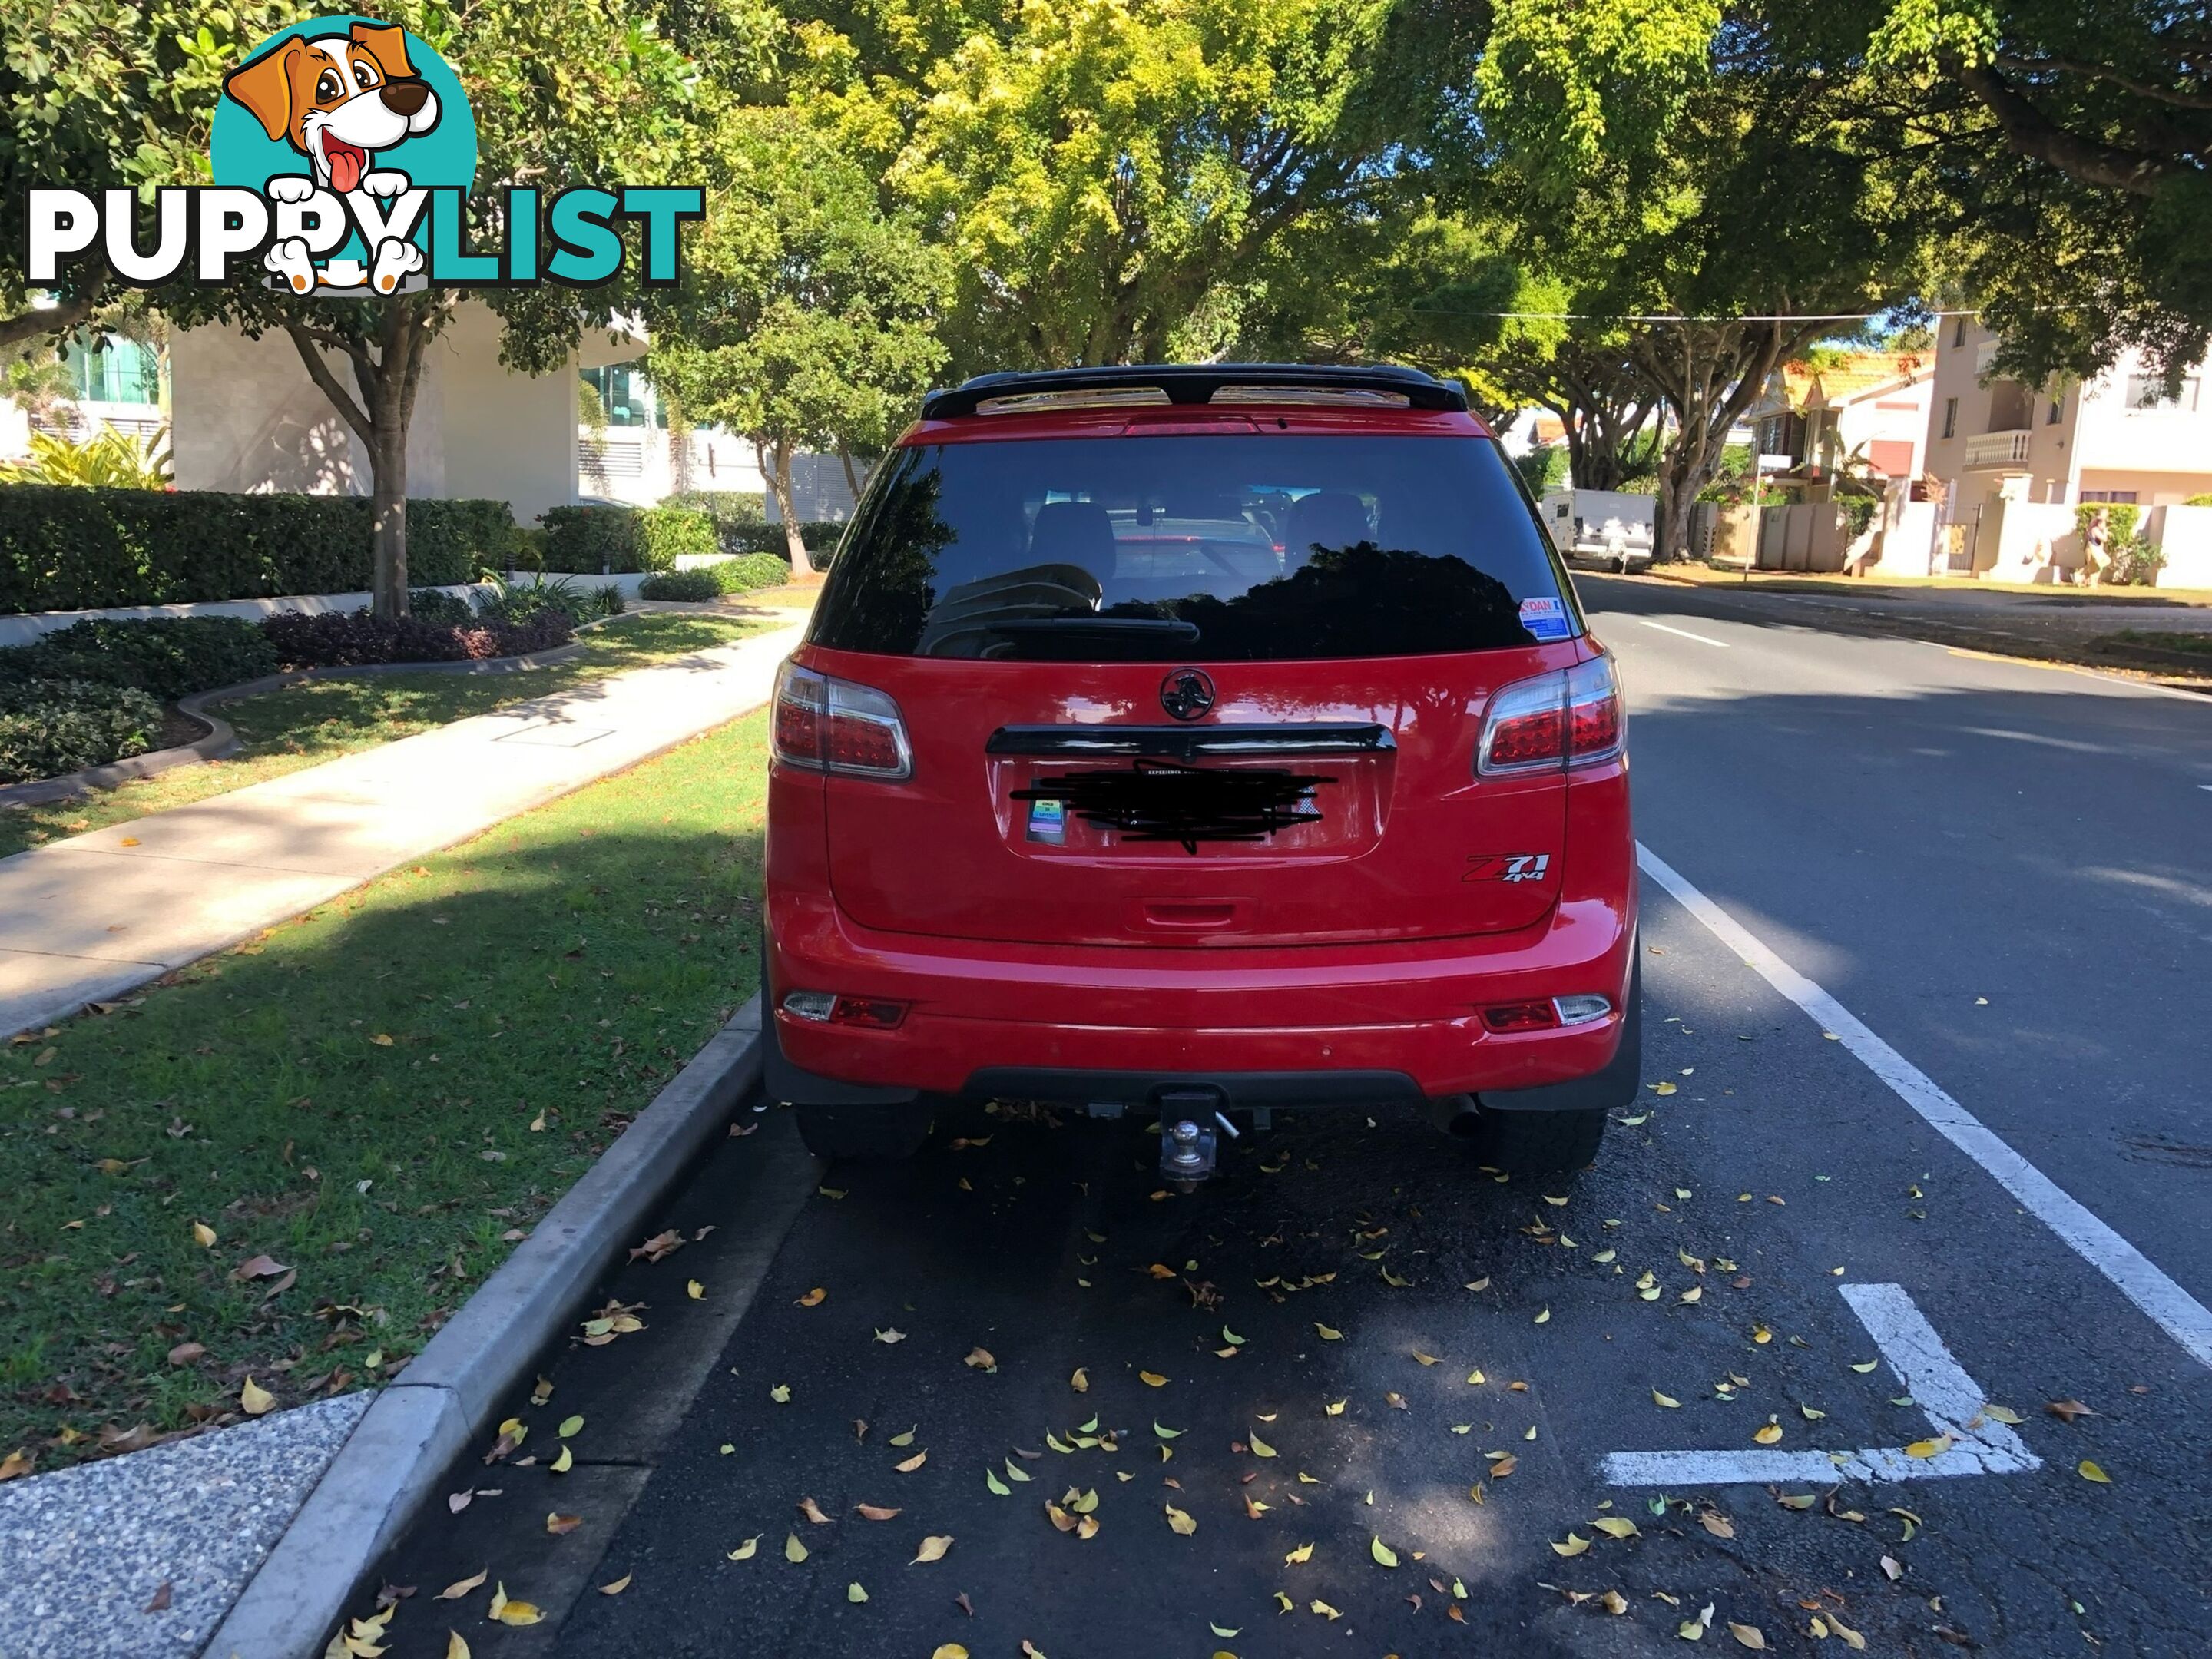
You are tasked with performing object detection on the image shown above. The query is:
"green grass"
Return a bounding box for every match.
[0,611,768,859]
[2104,629,2212,655]
[1651,562,2212,605]
[0,706,770,1469]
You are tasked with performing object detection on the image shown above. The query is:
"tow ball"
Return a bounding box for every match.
[1158,1097,1247,1190]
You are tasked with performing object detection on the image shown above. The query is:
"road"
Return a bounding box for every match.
[365,578,2212,1658]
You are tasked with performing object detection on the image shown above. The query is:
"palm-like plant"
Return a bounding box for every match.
[0,424,172,488]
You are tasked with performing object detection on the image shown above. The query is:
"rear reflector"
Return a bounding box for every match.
[1482,1001,1560,1032]
[772,661,913,779]
[781,990,909,1029]
[1476,650,1624,776]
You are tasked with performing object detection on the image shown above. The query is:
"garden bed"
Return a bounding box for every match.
[0,612,767,858]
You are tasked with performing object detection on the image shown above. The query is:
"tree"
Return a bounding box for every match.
[158,2,744,616]
[889,0,1401,371]
[1,3,299,352]
[1452,0,1927,557]
[647,108,950,575]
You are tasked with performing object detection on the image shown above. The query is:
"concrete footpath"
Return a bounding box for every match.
[0,620,803,1038]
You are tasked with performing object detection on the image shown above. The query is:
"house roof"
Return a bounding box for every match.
[1770,352,1930,413]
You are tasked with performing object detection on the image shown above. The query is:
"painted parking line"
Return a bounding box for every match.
[1602,1283,2039,1487]
[1629,616,1732,647]
[1637,843,2212,1370]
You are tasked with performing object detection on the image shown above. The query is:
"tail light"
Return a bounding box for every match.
[1476,651,1624,777]
[781,989,908,1028]
[772,661,912,779]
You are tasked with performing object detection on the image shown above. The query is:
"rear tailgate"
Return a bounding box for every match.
[812,644,1575,949]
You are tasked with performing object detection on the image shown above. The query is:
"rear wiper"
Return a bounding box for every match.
[985,616,1201,639]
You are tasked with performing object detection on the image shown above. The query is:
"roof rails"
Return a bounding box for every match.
[919,363,1469,420]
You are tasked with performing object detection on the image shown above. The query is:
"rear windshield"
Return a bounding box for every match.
[809,433,1574,661]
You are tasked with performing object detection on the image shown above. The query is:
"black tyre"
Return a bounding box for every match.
[1469,1105,1608,1173]
[795,1102,935,1161]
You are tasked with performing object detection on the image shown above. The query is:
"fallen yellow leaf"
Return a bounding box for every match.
[1285,1541,1313,1564]
[912,1535,953,1564]
[1550,1532,1589,1557]
[727,1537,759,1561]
[1728,1622,1767,1649]
[687,1280,704,1300]
[1753,1422,1783,1445]
[964,1347,997,1372]
[846,1582,868,1603]
[1070,1368,1088,1392]
[1903,1435,1952,1459]
[598,1574,631,1595]
[434,1568,487,1601]
[490,1584,541,1627]
[796,1287,826,1307]
[1369,1535,1399,1567]
[1140,1371,1169,1387]
[784,1533,808,1562]
[549,1445,573,1474]
[445,1634,469,1659]
[191,1221,216,1248]
[1591,1517,1639,1538]
[1248,1434,1276,1458]
[1653,1389,1681,1409]
[239,1376,274,1416]
[1314,1323,1343,1341]
[895,1449,929,1472]
[2078,1459,2111,1484]
[1164,1504,1197,1535]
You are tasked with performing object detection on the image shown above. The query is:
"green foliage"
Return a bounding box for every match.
[0,618,278,700]
[638,552,793,601]
[888,0,1396,370]
[1837,495,1879,541]
[475,572,614,628]
[637,569,722,602]
[2186,494,2212,508]
[0,678,162,783]
[649,107,949,525]
[667,489,768,545]
[1512,442,1571,495]
[0,488,509,614]
[406,588,479,625]
[0,426,171,488]
[539,505,719,575]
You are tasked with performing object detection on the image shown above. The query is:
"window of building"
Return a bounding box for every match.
[1940,396,1957,439]
[579,364,666,427]
[63,333,161,406]
[2080,489,2138,504]
[2047,394,2063,423]
[2124,373,2203,411]
[1951,317,1967,348]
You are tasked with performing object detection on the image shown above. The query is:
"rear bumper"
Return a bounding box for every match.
[764,892,1637,1106]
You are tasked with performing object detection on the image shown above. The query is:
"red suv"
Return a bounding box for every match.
[763,364,1637,1176]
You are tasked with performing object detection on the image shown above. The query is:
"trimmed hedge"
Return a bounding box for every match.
[667,490,767,555]
[0,679,162,783]
[637,552,793,601]
[0,617,279,700]
[539,504,717,574]
[261,611,575,669]
[719,520,845,566]
[0,487,516,614]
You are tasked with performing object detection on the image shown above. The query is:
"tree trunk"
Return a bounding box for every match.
[837,443,864,506]
[760,439,820,585]
[283,293,439,619]
[369,426,409,617]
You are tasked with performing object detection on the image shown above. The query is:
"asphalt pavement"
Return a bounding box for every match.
[359,577,2212,1658]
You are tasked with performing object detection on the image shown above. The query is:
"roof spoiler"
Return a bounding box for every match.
[919,363,1469,419]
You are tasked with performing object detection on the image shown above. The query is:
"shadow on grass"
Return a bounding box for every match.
[0,708,771,1465]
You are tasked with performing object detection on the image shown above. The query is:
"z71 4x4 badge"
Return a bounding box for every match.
[1463,853,1551,884]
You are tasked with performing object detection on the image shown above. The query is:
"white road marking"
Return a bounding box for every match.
[1602,1283,2039,1486]
[1638,843,2212,1370]
[2200,783,2212,793]
[1629,616,1731,647]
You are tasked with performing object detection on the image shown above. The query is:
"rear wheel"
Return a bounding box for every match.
[1469,1105,1608,1174]
[795,1102,935,1161]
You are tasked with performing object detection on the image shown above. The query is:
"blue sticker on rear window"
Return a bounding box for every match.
[1519,597,1571,640]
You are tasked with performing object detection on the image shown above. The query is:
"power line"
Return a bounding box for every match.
[1415,308,1960,323]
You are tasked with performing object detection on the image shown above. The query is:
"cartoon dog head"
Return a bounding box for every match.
[224,22,440,194]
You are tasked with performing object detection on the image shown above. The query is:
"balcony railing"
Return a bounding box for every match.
[1963,429,2032,469]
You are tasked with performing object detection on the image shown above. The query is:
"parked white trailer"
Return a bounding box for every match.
[1540,489,1657,570]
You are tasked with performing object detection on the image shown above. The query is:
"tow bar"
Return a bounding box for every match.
[1157,1088,1240,1189]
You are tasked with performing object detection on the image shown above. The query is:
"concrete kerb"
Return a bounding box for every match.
[203,995,767,1659]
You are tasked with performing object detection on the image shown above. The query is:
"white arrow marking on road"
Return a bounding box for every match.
[1601,1283,2039,1487]
[1639,842,2212,1369]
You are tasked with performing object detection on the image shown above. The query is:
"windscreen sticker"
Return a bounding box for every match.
[1518,597,1571,641]
[1026,796,1068,844]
